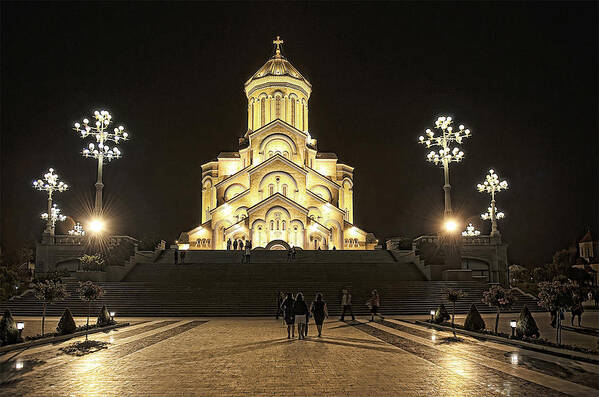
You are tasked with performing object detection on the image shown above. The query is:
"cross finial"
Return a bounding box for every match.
[273,36,284,56]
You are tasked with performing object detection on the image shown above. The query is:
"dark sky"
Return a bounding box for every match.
[1,2,597,265]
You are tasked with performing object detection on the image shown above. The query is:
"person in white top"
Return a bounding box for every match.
[340,289,355,321]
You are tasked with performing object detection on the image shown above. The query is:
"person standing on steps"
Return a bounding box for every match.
[243,243,251,263]
[367,290,383,322]
[571,295,584,326]
[291,246,297,260]
[287,247,292,262]
[247,239,252,250]
[180,249,186,264]
[310,293,328,337]
[233,239,238,251]
[227,238,232,250]
[239,240,244,251]
[174,247,179,265]
[293,292,309,339]
[281,293,295,338]
[340,288,355,321]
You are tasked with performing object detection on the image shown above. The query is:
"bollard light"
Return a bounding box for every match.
[510,320,517,337]
[16,321,25,331]
[110,311,115,321]
[15,360,24,370]
[430,310,435,321]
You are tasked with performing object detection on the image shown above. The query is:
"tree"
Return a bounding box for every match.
[0,309,23,345]
[79,254,105,271]
[433,304,450,324]
[57,308,77,335]
[537,280,576,344]
[482,285,514,333]
[443,288,467,331]
[33,280,68,335]
[515,305,539,338]
[77,281,105,340]
[464,304,486,331]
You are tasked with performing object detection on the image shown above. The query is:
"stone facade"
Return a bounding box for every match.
[179,38,376,250]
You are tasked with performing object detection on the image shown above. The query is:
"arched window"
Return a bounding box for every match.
[276,220,280,230]
[282,221,286,230]
[270,221,274,230]
[261,98,266,127]
[291,98,296,125]
[275,96,281,118]
[269,184,274,196]
[282,184,288,196]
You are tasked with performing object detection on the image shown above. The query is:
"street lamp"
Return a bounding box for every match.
[41,204,67,232]
[418,116,471,221]
[73,110,130,215]
[33,168,68,235]
[462,223,481,237]
[68,222,86,236]
[477,169,508,237]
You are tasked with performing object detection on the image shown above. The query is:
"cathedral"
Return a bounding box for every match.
[179,37,377,250]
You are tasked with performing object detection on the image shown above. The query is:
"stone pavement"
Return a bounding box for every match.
[1,317,598,396]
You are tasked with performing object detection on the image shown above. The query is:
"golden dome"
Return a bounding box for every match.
[244,37,311,88]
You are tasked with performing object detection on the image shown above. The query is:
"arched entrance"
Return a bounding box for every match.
[265,239,291,251]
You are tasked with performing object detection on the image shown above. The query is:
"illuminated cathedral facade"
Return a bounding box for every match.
[179,37,376,250]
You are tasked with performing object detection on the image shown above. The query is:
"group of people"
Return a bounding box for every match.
[278,292,328,338]
[275,289,384,339]
[226,239,252,263]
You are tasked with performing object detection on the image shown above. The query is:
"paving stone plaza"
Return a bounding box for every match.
[2,317,598,396]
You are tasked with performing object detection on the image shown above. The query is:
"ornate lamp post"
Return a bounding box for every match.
[41,204,67,232]
[73,110,130,214]
[477,169,508,237]
[418,116,472,223]
[33,168,68,235]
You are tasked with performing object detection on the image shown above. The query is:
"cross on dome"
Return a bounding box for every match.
[273,36,284,57]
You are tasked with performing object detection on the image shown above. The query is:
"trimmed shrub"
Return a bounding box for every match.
[463,304,486,331]
[57,308,77,335]
[433,304,450,324]
[97,305,111,326]
[516,305,540,338]
[0,309,23,346]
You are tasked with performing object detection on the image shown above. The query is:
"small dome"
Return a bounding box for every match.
[244,37,311,88]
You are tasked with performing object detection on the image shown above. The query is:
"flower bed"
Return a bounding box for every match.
[25,320,117,342]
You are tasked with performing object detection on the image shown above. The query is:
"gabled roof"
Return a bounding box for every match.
[245,118,308,139]
[248,153,307,177]
[580,230,593,243]
[247,192,308,216]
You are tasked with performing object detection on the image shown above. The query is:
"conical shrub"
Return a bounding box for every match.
[56,308,77,335]
[96,304,111,326]
[433,304,450,324]
[0,309,23,346]
[463,304,486,331]
[516,305,540,338]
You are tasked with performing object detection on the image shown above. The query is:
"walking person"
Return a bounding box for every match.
[276,292,284,320]
[340,288,355,321]
[367,289,383,322]
[233,239,238,250]
[571,296,584,326]
[281,293,295,338]
[310,293,328,337]
[227,238,232,250]
[294,292,309,339]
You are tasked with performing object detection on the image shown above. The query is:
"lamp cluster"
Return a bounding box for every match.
[74,110,129,162]
[33,168,68,194]
[68,222,86,236]
[418,116,471,166]
[481,206,505,221]
[462,222,481,237]
[41,204,66,228]
[477,169,508,194]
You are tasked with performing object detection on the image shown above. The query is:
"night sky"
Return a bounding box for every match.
[1,2,597,266]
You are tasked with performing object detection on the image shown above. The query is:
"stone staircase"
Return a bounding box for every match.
[0,254,540,317]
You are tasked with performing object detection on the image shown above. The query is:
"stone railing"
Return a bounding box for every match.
[52,234,138,248]
[413,234,496,248]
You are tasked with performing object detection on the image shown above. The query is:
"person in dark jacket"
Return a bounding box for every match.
[571,296,584,326]
[293,292,309,339]
[281,293,295,338]
[226,238,232,250]
[233,239,238,250]
[310,293,328,337]
[276,292,284,320]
